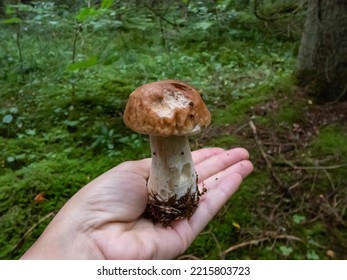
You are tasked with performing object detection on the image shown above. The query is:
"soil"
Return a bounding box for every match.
[202,88,347,146]
[144,176,207,227]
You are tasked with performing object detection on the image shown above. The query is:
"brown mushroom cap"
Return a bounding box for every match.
[123,80,211,136]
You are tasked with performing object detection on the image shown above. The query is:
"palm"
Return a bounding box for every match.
[79,147,252,259]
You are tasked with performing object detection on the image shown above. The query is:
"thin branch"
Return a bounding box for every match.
[254,0,307,22]
[70,23,83,97]
[212,0,220,30]
[15,2,25,83]
[327,82,347,105]
[320,194,347,227]
[72,23,83,64]
[177,254,201,260]
[248,120,285,190]
[199,229,224,259]
[254,0,271,22]
[223,234,303,255]
[11,212,55,256]
[275,160,347,171]
[143,2,178,29]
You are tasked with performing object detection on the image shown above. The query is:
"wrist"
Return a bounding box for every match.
[21,209,103,259]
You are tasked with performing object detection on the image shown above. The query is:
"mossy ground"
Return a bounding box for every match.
[185,89,347,260]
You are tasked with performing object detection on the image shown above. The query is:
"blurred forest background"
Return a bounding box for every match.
[0,0,346,259]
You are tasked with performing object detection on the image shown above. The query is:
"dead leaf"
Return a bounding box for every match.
[326,249,335,258]
[232,222,241,230]
[34,192,45,203]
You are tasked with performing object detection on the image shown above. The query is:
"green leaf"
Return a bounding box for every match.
[194,21,213,30]
[75,7,97,22]
[65,56,98,72]
[5,5,15,15]
[7,4,34,12]
[25,129,36,136]
[2,114,13,124]
[64,120,79,127]
[1,17,22,24]
[7,156,15,163]
[124,17,153,31]
[9,107,18,114]
[293,214,306,224]
[306,250,320,260]
[101,0,114,9]
[279,245,293,256]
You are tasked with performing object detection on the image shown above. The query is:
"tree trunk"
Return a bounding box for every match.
[296,0,347,103]
[0,0,4,16]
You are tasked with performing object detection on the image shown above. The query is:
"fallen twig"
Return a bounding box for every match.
[222,234,303,256]
[273,155,347,171]
[11,211,55,257]
[277,161,347,170]
[199,229,224,259]
[177,254,201,260]
[248,120,285,190]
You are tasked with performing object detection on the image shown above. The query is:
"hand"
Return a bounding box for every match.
[21,147,253,259]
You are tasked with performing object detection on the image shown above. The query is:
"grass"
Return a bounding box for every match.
[1,1,346,260]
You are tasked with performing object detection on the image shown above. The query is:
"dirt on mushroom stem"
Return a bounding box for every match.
[144,173,207,227]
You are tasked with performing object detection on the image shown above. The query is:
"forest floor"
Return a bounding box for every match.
[2,73,347,260]
[183,88,347,260]
[1,2,346,260]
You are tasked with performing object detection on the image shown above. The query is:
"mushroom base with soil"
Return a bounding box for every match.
[144,135,205,227]
[144,185,203,228]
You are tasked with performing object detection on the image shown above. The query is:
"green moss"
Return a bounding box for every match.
[0,151,132,259]
[212,95,267,125]
[186,170,270,259]
[276,105,302,123]
[208,134,239,149]
[311,125,347,156]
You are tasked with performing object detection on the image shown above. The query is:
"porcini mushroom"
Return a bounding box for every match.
[123,80,211,226]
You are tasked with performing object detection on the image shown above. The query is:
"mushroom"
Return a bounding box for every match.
[123,80,211,226]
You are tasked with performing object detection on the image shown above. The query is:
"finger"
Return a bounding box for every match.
[190,172,244,234]
[108,158,151,179]
[109,148,226,179]
[192,147,225,165]
[202,160,253,189]
[196,148,250,182]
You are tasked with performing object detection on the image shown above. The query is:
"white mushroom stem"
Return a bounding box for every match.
[148,135,197,202]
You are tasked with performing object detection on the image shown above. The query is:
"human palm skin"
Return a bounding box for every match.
[21,147,253,260]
